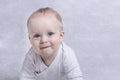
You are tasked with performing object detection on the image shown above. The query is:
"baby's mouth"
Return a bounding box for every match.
[40,46,50,49]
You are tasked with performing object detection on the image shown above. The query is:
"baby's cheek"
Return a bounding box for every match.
[32,41,39,49]
[53,41,61,48]
[51,38,60,43]
[33,40,40,46]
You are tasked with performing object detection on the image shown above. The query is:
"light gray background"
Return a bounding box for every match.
[0,0,120,80]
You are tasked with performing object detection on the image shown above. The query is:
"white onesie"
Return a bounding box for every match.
[20,42,83,80]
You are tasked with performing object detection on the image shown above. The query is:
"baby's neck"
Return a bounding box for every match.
[41,52,57,67]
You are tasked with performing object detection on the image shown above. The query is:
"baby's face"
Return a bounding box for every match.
[28,14,64,58]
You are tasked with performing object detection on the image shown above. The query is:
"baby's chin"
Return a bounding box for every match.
[34,48,52,55]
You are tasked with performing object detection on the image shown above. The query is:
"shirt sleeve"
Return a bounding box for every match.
[63,45,83,80]
[20,49,36,80]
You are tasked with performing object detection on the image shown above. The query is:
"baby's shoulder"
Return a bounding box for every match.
[25,47,38,62]
[25,47,42,65]
[61,42,75,59]
[26,47,35,57]
[62,42,75,54]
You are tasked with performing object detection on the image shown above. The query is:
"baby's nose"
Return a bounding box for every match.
[40,36,48,44]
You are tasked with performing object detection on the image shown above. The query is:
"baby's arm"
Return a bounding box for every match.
[63,47,83,80]
[20,50,36,80]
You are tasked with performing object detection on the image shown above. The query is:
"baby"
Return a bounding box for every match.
[20,7,83,80]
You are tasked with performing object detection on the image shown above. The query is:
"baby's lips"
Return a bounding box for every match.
[40,46,50,49]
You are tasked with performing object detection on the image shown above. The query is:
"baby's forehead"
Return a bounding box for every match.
[28,23,61,34]
[28,12,63,32]
[31,12,57,20]
[28,16,62,32]
[31,14,60,25]
[33,13,61,22]
[29,13,60,25]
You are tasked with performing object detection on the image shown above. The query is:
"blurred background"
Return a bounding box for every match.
[0,0,120,80]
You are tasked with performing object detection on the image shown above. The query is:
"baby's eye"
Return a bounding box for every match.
[33,34,41,38]
[48,32,54,36]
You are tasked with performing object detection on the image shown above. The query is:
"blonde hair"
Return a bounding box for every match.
[27,7,63,30]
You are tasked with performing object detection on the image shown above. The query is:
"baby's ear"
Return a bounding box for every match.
[60,31,64,41]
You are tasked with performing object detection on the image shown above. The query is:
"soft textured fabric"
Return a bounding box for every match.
[20,42,83,80]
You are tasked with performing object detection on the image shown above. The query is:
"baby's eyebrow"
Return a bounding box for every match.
[30,32,40,36]
[32,32,40,34]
